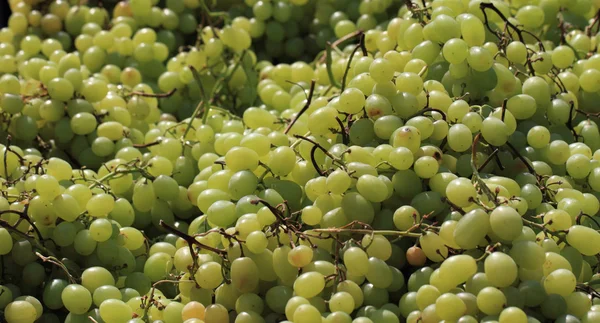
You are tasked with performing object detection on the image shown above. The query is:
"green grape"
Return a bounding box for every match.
[35,174,60,200]
[194,262,222,289]
[413,156,439,179]
[52,221,77,247]
[467,46,493,72]
[132,179,156,212]
[510,241,545,270]
[231,257,259,293]
[89,218,113,242]
[489,206,523,241]
[294,272,325,298]
[81,78,108,103]
[419,232,448,262]
[344,247,369,276]
[540,293,567,319]
[543,252,572,277]
[481,117,509,146]
[94,299,130,323]
[225,147,259,172]
[92,285,121,307]
[447,124,472,152]
[268,146,296,176]
[43,279,68,311]
[61,284,93,315]
[0,228,13,255]
[484,252,518,288]
[4,300,38,323]
[445,177,476,207]
[566,225,600,256]
[552,45,575,69]
[86,193,115,217]
[435,293,466,321]
[1,93,23,114]
[181,301,206,321]
[70,112,97,135]
[144,252,174,282]
[287,245,313,268]
[565,154,591,179]
[388,147,414,170]
[527,126,550,149]
[437,254,477,286]
[338,88,366,114]
[544,269,576,297]
[442,38,468,64]
[356,174,388,202]
[390,126,421,153]
[416,285,440,310]
[477,287,507,316]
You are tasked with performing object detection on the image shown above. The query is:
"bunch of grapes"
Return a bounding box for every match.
[3,0,600,322]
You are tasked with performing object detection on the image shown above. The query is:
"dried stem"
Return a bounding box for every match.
[285,80,316,135]
[159,220,227,256]
[128,88,177,98]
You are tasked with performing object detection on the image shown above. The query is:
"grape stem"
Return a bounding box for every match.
[159,220,227,256]
[127,88,177,98]
[285,80,316,135]
[549,69,568,93]
[36,252,78,284]
[442,197,466,215]
[409,107,447,121]
[334,116,349,145]
[293,134,346,175]
[319,30,365,64]
[0,208,43,242]
[567,101,580,140]
[312,227,421,238]
[470,133,498,203]
[133,140,161,148]
[479,2,538,76]
[140,279,192,322]
[505,141,538,178]
[88,317,99,323]
[325,42,342,88]
[576,212,600,229]
[88,163,154,189]
[3,135,25,181]
[341,32,366,92]
[586,9,600,36]
[477,147,501,172]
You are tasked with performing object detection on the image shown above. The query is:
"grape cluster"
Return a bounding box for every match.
[3,0,600,322]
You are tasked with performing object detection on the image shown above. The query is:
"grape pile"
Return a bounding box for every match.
[4,0,600,322]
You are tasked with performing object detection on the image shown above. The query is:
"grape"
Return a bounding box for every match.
[419,232,448,262]
[356,174,388,202]
[344,247,369,276]
[436,293,466,321]
[447,124,472,152]
[544,269,577,297]
[5,300,38,323]
[477,287,507,315]
[484,252,518,288]
[443,38,468,64]
[36,174,61,200]
[61,284,93,315]
[437,255,476,287]
[0,228,13,255]
[294,272,325,298]
[566,225,600,256]
[489,206,523,241]
[467,46,493,72]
